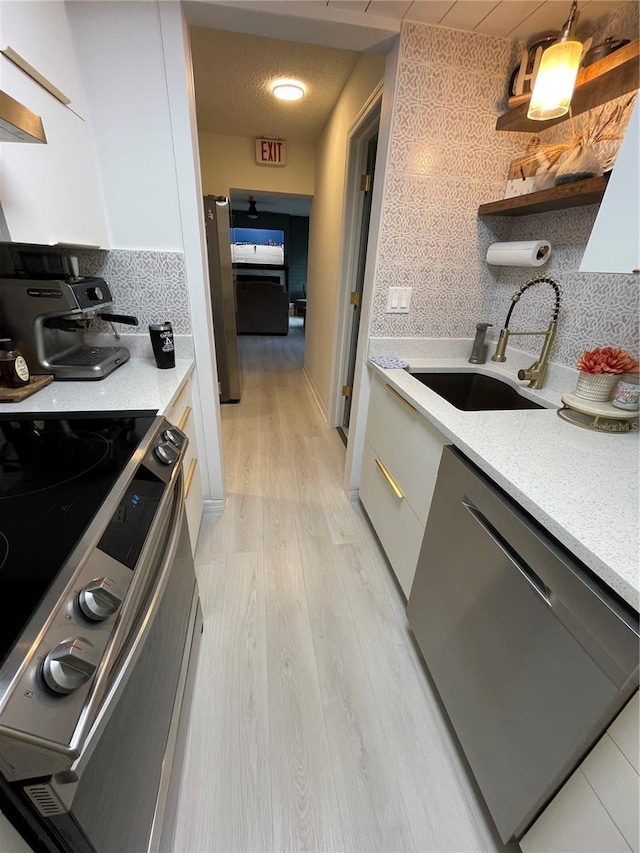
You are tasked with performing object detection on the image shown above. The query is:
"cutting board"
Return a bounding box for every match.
[0,374,53,402]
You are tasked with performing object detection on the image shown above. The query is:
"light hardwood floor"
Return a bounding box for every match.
[172,320,506,853]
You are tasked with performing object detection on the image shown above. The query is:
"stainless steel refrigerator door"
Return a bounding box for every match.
[407,447,639,843]
[205,196,241,402]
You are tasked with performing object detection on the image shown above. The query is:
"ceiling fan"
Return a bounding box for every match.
[247,196,258,219]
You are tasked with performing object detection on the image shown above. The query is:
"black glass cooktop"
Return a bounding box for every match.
[0,412,156,665]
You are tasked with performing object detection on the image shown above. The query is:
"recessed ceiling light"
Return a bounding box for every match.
[271,79,306,101]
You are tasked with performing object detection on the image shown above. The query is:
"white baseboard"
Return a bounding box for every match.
[302,365,328,423]
[347,488,360,502]
[203,498,226,519]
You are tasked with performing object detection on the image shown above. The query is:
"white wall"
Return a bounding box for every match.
[304,53,386,416]
[66,1,225,504]
[67,1,183,251]
[159,2,226,509]
[199,132,315,197]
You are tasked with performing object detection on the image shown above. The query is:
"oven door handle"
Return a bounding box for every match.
[49,471,186,803]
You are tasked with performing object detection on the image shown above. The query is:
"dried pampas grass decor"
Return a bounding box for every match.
[516,93,637,174]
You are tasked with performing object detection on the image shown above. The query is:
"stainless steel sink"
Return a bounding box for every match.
[410,372,545,411]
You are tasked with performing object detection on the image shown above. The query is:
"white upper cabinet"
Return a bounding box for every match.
[0,1,109,247]
[580,99,640,275]
[0,1,86,117]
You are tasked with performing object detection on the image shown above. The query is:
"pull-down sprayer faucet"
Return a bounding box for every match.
[491,275,562,390]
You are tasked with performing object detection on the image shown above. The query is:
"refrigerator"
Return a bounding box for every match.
[204,195,242,402]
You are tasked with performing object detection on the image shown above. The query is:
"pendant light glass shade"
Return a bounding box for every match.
[527,39,583,120]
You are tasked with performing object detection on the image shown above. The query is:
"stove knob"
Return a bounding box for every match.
[163,428,183,447]
[154,441,179,465]
[78,577,123,622]
[41,637,100,695]
[86,286,104,301]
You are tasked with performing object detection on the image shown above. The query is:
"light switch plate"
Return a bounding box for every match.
[386,286,411,313]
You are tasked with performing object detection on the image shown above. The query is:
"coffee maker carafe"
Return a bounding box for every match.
[0,276,138,380]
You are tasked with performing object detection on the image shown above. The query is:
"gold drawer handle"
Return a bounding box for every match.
[2,47,72,106]
[184,458,198,499]
[177,405,192,431]
[385,383,416,413]
[374,458,404,500]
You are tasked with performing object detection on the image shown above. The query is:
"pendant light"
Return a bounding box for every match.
[247,197,258,219]
[528,0,582,121]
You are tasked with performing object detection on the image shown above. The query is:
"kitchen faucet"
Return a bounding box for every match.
[491,275,561,390]
[469,322,493,364]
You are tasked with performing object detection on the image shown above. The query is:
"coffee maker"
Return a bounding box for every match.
[0,275,138,380]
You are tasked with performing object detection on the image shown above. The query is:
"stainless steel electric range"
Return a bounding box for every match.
[0,411,202,853]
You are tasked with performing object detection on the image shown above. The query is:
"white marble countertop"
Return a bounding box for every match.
[369,357,640,612]
[0,358,194,417]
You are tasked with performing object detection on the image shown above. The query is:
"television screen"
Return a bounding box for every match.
[231,228,285,265]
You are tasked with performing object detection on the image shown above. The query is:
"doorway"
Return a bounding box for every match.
[228,190,311,348]
[334,98,381,439]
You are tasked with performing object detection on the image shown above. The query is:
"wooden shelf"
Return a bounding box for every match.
[478,175,609,217]
[496,39,639,133]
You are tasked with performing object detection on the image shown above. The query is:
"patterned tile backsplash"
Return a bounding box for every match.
[0,247,191,335]
[370,8,640,370]
[370,20,527,341]
[78,249,191,335]
[485,209,640,368]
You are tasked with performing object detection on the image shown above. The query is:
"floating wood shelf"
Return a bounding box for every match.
[478,175,610,217]
[496,39,639,133]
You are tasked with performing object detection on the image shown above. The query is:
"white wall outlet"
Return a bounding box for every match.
[386,286,411,313]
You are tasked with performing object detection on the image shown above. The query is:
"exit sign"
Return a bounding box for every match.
[256,138,286,166]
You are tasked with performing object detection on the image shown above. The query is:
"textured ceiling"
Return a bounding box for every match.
[190,27,361,142]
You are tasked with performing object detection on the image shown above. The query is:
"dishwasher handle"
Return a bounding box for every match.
[461,499,552,605]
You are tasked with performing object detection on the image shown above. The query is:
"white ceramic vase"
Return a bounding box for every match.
[574,371,619,402]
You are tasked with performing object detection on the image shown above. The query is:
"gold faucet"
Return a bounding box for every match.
[491,276,561,390]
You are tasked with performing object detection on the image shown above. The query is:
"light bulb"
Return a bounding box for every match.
[527,39,583,121]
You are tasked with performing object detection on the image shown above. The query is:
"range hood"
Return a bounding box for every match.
[0,90,46,143]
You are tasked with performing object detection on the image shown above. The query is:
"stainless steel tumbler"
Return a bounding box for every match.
[149,322,175,369]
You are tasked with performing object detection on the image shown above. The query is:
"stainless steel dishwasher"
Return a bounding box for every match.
[407,446,639,843]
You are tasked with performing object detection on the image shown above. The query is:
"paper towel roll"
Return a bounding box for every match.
[486,241,551,267]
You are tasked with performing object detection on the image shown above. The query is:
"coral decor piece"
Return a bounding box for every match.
[576,347,639,375]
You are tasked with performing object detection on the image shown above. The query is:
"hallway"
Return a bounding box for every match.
[172,326,503,853]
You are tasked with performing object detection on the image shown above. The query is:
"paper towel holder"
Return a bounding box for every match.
[486,240,552,267]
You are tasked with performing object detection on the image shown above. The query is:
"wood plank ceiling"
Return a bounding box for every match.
[324,1,626,41]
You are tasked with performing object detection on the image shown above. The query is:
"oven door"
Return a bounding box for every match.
[22,473,202,853]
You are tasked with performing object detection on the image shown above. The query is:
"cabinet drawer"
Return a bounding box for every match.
[179,400,203,554]
[366,375,448,524]
[359,440,425,598]
[581,732,639,852]
[520,694,640,853]
[165,381,202,553]
[164,381,192,428]
[608,691,639,773]
[184,456,203,554]
[520,769,630,853]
